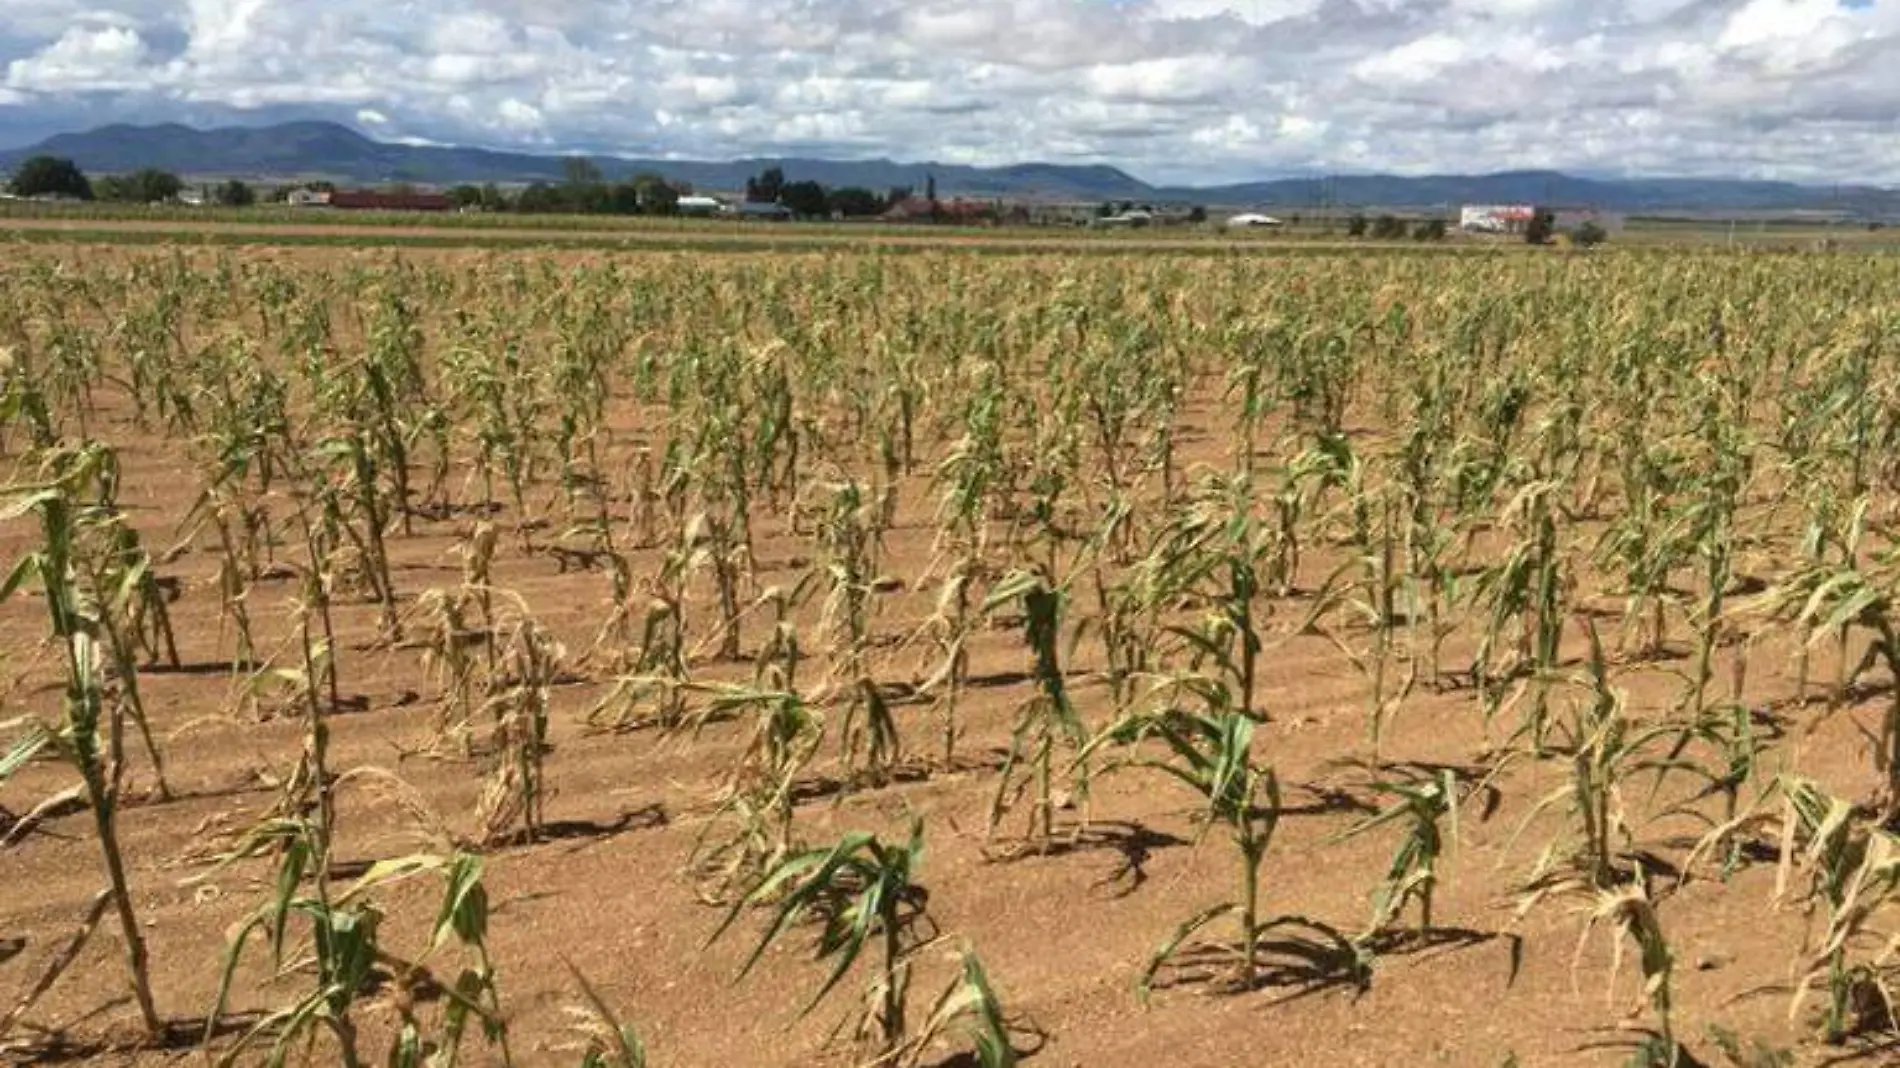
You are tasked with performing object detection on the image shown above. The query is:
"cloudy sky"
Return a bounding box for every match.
[1,0,1896,184]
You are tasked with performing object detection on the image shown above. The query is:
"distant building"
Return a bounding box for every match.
[286,189,331,208]
[1460,204,1537,234]
[1460,204,1625,236]
[881,197,998,225]
[1225,213,1284,229]
[1093,208,1154,229]
[881,196,936,222]
[676,195,723,216]
[327,190,455,212]
[725,201,793,220]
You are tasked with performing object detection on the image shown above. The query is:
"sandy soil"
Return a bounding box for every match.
[0,245,1889,1068]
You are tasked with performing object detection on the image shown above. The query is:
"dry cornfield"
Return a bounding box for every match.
[2,244,1900,1067]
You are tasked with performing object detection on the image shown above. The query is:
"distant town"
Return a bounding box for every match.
[2,150,1638,246]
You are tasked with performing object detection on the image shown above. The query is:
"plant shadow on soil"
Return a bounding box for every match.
[977,819,1194,896]
[323,801,670,879]
[3,1011,266,1066]
[1147,924,1517,1008]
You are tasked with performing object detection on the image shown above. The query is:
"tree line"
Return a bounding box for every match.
[5,156,255,206]
[294,162,918,218]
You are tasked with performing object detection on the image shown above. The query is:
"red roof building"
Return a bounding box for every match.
[880,197,998,225]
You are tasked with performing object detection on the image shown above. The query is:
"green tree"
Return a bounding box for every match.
[632,173,679,215]
[1525,207,1557,245]
[1412,218,1447,241]
[215,179,255,207]
[515,182,562,213]
[1371,214,1407,239]
[563,156,604,187]
[745,166,786,203]
[449,184,484,209]
[1346,213,1369,237]
[146,171,187,203]
[779,180,828,218]
[606,181,643,214]
[8,156,94,200]
[827,186,883,217]
[1187,205,1208,224]
[1572,220,1608,247]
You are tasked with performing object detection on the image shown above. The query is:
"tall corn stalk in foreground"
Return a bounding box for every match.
[0,446,161,1038]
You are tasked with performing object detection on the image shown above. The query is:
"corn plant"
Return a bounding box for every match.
[206,835,506,1068]
[1089,702,1367,999]
[202,768,359,1064]
[1094,705,1284,996]
[1472,480,1572,745]
[563,960,648,1068]
[407,586,486,752]
[0,447,161,1037]
[1761,541,1900,824]
[1512,624,1703,900]
[1776,778,1900,1043]
[181,482,260,668]
[314,431,402,641]
[388,853,515,1068]
[984,567,1089,849]
[588,516,702,731]
[889,946,1023,1068]
[1579,880,1677,1059]
[710,820,931,1056]
[475,611,562,847]
[1311,478,1419,753]
[685,682,826,902]
[819,481,899,778]
[1331,770,1459,937]
[908,555,980,766]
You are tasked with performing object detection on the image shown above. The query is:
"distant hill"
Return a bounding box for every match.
[1174,171,1900,216]
[3,120,1896,215]
[0,121,1153,201]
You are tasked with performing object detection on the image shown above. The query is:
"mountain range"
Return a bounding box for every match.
[3,120,1897,216]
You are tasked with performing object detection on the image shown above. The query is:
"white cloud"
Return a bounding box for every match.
[494,97,545,133]
[0,0,1895,183]
[7,24,151,91]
